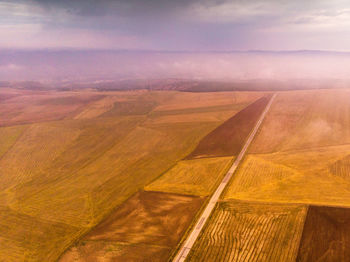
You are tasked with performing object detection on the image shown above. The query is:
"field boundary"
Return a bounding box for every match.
[167,156,236,261]
[172,93,276,262]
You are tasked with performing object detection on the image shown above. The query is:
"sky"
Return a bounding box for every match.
[2,0,350,51]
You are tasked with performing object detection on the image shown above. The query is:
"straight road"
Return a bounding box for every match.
[173,94,277,262]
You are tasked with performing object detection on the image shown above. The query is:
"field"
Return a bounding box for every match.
[145,157,233,196]
[225,146,350,206]
[225,89,350,207]
[5,87,350,262]
[186,200,306,262]
[0,89,105,126]
[186,96,271,159]
[185,89,350,262]
[60,191,205,262]
[250,89,350,153]
[297,206,350,261]
[0,87,262,261]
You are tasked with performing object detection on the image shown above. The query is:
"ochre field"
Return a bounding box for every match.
[0,87,263,261]
[189,89,350,262]
[61,191,205,262]
[145,157,233,196]
[250,89,350,153]
[225,89,350,206]
[186,200,306,262]
[4,87,350,262]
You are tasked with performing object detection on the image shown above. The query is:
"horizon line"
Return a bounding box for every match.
[2,48,350,54]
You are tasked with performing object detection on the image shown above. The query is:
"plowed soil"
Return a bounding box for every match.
[186,96,271,159]
[297,206,350,262]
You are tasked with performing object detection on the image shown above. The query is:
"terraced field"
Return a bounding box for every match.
[186,200,306,262]
[0,88,262,261]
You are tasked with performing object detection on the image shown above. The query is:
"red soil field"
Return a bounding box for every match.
[186,95,271,159]
[297,206,350,262]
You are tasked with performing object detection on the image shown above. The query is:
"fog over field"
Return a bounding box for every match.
[2,50,350,86]
[4,0,350,261]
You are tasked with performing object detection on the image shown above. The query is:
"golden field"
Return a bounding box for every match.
[186,200,306,262]
[145,157,233,196]
[225,89,350,207]
[225,145,350,206]
[251,89,350,153]
[0,88,262,261]
[188,89,350,262]
[60,191,205,262]
[5,87,350,262]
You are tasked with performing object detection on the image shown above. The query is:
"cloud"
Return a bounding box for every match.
[0,63,24,71]
[2,0,350,50]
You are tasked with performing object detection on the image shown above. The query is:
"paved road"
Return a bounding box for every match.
[172,94,277,262]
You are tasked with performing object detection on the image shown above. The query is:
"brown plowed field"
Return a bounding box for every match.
[186,96,271,159]
[60,191,205,262]
[297,206,350,262]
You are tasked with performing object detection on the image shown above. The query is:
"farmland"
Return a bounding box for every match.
[60,191,205,262]
[0,87,263,261]
[297,206,350,261]
[250,89,350,153]
[225,89,350,207]
[186,200,306,262]
[183,89,350,262]
[4,86,350,262]
[145,157,233,196]
[186,96,271,159]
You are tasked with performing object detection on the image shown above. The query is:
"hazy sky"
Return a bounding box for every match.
[2,0,350,51]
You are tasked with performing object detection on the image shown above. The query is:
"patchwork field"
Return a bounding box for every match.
[225,89,350,207]
[0,88,262,261]
[186,200,307,262]
[185,89,350,262]
[5,87,350,262]
[60,191,205,262]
